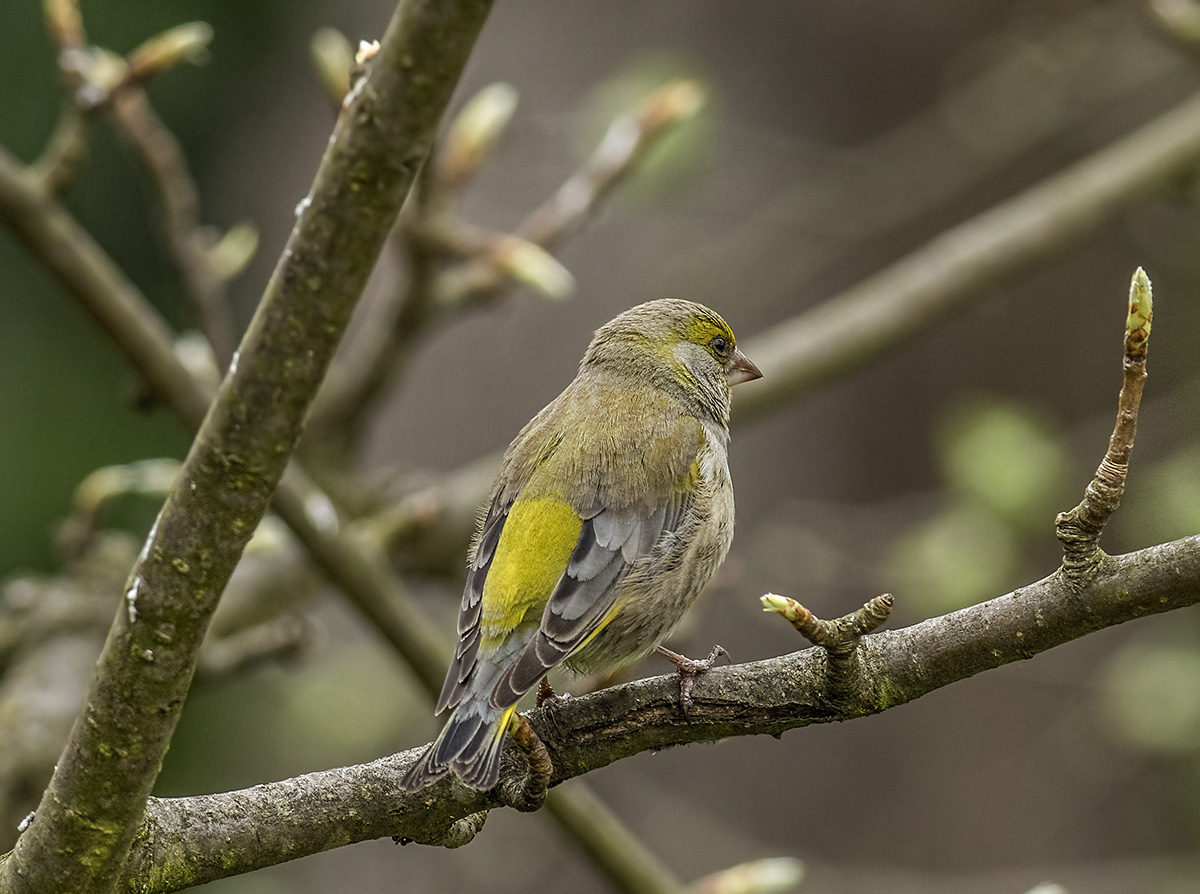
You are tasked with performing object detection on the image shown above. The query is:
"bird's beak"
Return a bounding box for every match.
[728,348,763,386]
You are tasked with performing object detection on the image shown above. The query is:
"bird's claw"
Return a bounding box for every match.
[656,643,728,716]
[536,676,572,709]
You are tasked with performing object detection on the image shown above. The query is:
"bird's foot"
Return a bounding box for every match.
[536,676,572,708]
[656,643,728,717]
[497,713,552,812]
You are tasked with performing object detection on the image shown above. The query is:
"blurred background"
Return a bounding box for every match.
[3,0,1200,891]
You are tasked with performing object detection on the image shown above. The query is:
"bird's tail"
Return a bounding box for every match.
[398,698,516,792]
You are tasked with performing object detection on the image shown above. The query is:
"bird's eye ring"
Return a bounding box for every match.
[710,335,729,356]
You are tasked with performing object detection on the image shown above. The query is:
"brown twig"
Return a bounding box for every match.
[761,592,894,700]
[439,78,706,305]
[30,103,90,196]
[308,79,705,451]
[1055,267,1153,585]
[109,85,237,363]
[762,593,895,651]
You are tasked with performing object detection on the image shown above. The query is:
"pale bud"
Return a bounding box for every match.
[490,236,574,300]
[127,22,214,82]
[310,28,354,103]
[437,83,519,187]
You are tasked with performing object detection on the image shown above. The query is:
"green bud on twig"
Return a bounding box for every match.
[310,27,354,103]
[127,22,214,82]
[438,82,519,188]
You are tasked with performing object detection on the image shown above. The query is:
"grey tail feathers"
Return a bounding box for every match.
[397,698,511,792]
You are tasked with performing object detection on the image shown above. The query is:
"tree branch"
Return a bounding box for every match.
[309,78,705,452]
[364,86,1200,575]
[99,532,1200,892]
[0,1,493,891]
[2,8,688,892]
[737,87,1200,421]
[1056,267,1153,582]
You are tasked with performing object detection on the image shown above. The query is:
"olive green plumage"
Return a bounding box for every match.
[399,298,761,792]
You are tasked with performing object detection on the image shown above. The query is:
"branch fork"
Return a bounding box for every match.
[761,592,894,699]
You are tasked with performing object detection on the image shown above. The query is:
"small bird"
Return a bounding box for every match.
[399,298,761,792]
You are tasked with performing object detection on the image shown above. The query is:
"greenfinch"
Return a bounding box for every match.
[400,298,761,791]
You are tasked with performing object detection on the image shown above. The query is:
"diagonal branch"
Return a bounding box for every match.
[0,1,493,891]
[1,11,682,893]
[109,84,238,364]
[737,88,1200,421]
[107,532,1200,892]
[364,86,1200,576]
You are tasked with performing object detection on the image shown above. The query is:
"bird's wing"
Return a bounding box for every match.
[487,492,691,708]
[433,495,505,714]
[434,489,587,714]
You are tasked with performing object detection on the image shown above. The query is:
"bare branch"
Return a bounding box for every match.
[30,103,89,195]
[1056,268,1154,583]
[109,84,238,363]
[103,532,1200,891]
[737,89,1200,422]
[0,1,493,890]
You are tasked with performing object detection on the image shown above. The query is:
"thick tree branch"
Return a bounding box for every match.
[0,2,493,892]
[98,533,1200,891]
[1,10,687,892]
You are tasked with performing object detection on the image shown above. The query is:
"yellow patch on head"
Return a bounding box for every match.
[684,315,734,348]
[481,496,583,644]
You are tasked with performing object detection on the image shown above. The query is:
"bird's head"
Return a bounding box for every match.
[581,298,761,425]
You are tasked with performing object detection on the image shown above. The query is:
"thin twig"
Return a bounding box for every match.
[30,102,90,196]
[1055,268,1153,584]
[109,86,236,363]
[437,78,706,305]
[309,79,705,448]
[762,593,893,700]
[0,146,213,427]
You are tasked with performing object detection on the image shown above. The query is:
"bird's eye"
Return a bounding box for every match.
[710,335,729,356]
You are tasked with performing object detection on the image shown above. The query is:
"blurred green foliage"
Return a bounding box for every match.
[0,0,331,577]
[575,53,714,200]
[1121,442,1200,546]
[157,622,421,795]
[1102,635,1200,756]
[888,396,1070,615]
[937,398,1070,534]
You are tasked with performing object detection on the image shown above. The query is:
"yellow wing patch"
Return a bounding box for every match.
[481,496,583,645]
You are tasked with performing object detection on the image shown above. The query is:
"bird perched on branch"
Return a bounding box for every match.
[399,298,761,792]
